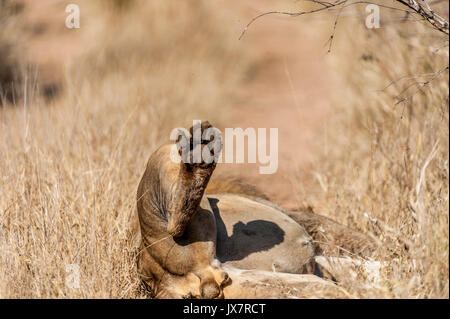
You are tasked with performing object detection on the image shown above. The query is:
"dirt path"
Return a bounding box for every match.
[20,0,84,88]
[216,1,332,209]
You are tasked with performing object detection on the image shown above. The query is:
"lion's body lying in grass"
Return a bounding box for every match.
[134,122,379,298]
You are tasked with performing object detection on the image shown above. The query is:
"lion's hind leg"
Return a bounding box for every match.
[285,208,381,258]
[191,261,230,299]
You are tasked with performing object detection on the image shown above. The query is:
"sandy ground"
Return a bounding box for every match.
[216,1,333,209]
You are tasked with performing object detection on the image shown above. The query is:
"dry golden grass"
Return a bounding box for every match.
[0,0,248,298]
[291,5,449,298]
[0,0,448,298]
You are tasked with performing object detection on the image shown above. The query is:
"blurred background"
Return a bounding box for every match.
[0,0,448,298]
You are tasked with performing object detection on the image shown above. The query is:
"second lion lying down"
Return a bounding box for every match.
[135,121,378,298]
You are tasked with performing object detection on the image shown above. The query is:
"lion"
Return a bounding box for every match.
[135,121,379,298]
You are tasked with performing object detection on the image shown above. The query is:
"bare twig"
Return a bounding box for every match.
[379,70,445,92]
[238,0,348,40]
[395,65,449,105]
[325,2,346,53]
[239,0,449,40]
[396,0,449,34]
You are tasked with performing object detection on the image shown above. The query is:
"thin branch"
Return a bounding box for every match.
[325,2,347,53]
[379,70,446,92]
[239,0,449,40]
[238,0,348,40]
[395,65,449,105]
[396,0,449,34]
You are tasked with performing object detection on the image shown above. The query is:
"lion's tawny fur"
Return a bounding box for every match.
[134,122,380,298]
